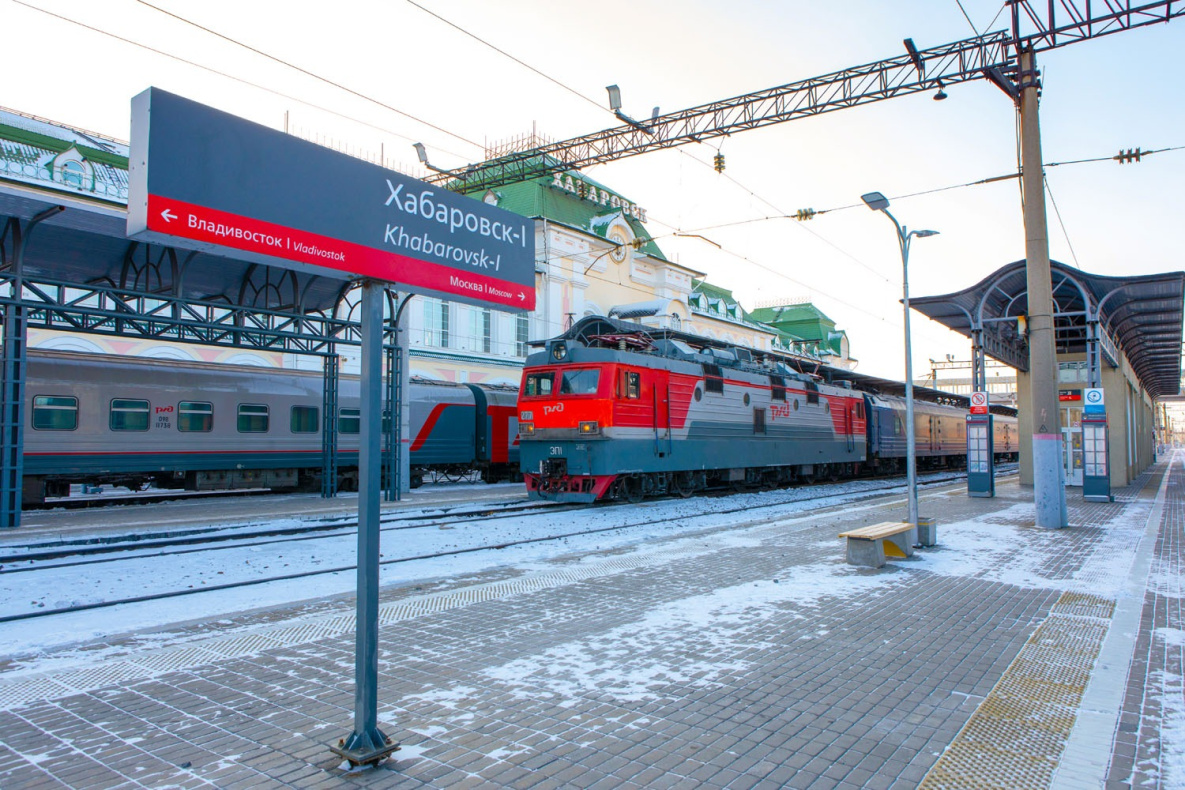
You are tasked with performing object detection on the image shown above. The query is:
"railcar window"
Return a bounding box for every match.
[524,372,554,397]
[291,406,319,434]
[237,403,269,433]
[560,368,600,395]
[178,401,213,432]
[110,399,150,431]
[339,408,361,434]
[770,375,786,401]
[32,395,78,430]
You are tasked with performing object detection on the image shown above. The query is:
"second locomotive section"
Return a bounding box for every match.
[517,317,867,502]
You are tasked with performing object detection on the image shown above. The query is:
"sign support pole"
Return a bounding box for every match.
[331,279,398,767]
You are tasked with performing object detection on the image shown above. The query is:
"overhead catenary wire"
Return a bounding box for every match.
[9,0,474,162]
[132,0,484,152]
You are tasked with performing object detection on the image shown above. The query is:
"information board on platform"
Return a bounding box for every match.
[127,88,535,311]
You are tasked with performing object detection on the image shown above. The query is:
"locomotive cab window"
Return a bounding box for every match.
[619,370,640,399]
[178,401,213,432]
[291,406,319,434]
[560,368,600,395]
[338,407,360,434]
[110,398,149,431]
[237,403,269,433]
[32,395,78,430]
[524,371,554,397]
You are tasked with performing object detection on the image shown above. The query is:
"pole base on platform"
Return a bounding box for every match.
[330,727,400,768]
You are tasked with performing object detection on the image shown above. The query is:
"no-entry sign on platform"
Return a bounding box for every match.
[127,88,535,311]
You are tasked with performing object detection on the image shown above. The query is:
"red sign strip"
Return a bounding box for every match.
[146,194,536,310]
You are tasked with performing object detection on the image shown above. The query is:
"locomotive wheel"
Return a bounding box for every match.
[670,472,696,498]
[619,476,644,504]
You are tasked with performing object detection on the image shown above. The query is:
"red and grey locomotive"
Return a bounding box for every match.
[518,316,868,502]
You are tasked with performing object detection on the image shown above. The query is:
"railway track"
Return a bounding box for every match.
[0,499,567,568]
[0,469,1002,625]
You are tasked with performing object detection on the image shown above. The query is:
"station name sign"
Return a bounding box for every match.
[127,88,535,311]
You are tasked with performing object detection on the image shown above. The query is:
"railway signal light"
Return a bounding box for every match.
[1115,147,1143,164]
[713,152,725,173]
[794,208,816,221]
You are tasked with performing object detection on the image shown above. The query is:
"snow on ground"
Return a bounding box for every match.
[0,467,1140,671]
[0,475,935,659]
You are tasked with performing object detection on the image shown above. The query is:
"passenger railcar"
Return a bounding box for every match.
[864,395,970,472]
[518,317,867,502]
[21,350,519,504]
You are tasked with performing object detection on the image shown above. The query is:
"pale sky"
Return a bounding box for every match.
[3,0,1182,380]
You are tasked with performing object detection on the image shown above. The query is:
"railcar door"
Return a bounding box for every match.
[845,399,855,453]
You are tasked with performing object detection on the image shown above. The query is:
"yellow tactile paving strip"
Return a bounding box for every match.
[920,591,1115,790]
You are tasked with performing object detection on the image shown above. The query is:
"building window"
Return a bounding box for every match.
[32,395,78,430]
[178,401,213,432]
[424,299,449,348]
[291,406,319,433]
[515,313,530,357]
[469,307,492,353]
[110,399,150,431]
[237,403,269,433]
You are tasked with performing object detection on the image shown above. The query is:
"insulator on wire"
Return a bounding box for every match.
[794,208,816,221]
[713,152,725,173]
[1114,147,1144,164]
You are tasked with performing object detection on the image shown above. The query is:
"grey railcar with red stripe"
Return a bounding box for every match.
[21,350,519,503]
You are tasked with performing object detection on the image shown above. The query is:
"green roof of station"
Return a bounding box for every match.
[460,158,666,261]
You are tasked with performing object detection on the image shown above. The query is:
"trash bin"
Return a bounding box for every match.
[916,516,937,548]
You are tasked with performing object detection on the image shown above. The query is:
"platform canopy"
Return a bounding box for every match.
[910,260,1185,399]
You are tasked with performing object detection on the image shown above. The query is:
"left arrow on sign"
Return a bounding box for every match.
[161,209,177,222]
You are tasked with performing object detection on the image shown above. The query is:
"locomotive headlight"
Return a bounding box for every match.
[551,342,568,361]
[579,420,599,434]
[521,422,535,436]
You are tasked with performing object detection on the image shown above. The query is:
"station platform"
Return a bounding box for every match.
[0,461,1178,790]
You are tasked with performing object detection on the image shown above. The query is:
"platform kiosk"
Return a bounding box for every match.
[967,391,995,497]
[1082,388,1112,502]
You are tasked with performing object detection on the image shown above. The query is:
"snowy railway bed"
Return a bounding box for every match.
[0,470,989,652]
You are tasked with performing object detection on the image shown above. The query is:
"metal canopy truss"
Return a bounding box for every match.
[910,261,1185,399]
[0,273,363,355]
[427,0,1184,190]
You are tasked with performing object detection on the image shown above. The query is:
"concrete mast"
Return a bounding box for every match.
[1018,46,1068,528]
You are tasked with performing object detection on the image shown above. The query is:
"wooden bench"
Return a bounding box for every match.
[839,521,917,568]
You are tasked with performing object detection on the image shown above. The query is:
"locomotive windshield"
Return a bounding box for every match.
[524,371,555,397]
[559,368,600,395]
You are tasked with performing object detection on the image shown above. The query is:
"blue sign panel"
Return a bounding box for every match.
[128,88,535,311]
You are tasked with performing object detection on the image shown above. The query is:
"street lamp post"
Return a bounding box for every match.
[861,191,938,530]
